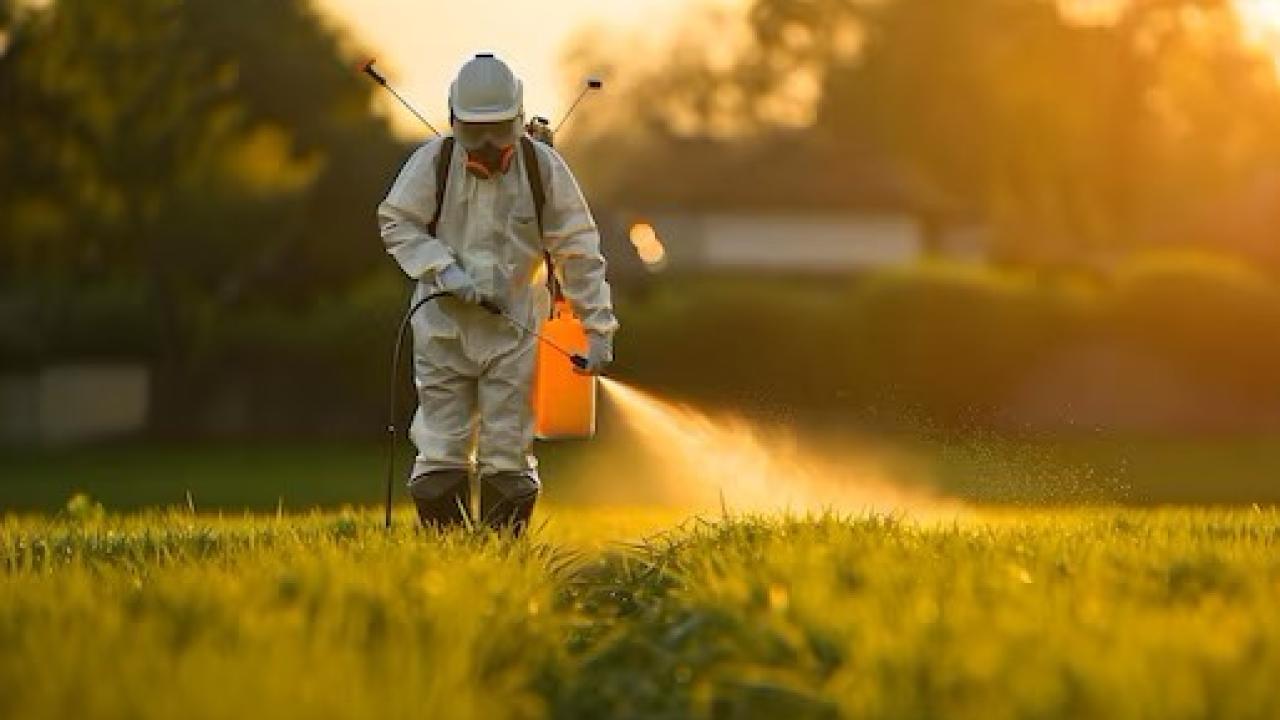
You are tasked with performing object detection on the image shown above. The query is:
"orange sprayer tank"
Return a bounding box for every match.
[533,300,596,440]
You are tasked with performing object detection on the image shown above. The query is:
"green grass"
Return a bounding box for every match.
[0,440,588,512]
[0,442,387,511]
[4,507,1280,719]
[4,435,1280,512]
[916,434,1280,505]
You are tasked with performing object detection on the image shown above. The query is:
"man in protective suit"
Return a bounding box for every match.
[378,53,617,535]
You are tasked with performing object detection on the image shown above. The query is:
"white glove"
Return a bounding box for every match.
[436,263,480,306]
[576,332,613,375]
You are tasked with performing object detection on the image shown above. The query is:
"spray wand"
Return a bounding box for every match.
[361,60,442,136]
[479,300,589,370]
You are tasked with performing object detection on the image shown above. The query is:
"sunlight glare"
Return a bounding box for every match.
[1237,0,1280,73]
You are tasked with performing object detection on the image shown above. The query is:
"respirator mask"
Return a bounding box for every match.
[456,118,521,179]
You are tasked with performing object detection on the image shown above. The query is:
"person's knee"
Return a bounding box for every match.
[408,469,472,529]
[479,471,540,535]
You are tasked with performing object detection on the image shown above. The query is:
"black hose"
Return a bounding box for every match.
[385,290,452,529]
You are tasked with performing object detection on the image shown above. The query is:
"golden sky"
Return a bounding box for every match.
[316,0,1280,138]
[315,0,702,137]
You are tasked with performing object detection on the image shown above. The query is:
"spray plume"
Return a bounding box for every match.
[597,379,957,518]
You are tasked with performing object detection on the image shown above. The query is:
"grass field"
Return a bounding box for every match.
[4,505,1280,719]
[4,407,1279,718]
[4,433,1280,512]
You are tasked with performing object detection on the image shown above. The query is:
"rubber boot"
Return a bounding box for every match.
[408,469,471,530]
[479,471,540,536]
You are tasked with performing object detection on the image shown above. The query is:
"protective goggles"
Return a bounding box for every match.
[455,118,521,150]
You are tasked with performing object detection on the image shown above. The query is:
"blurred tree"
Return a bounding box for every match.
[0,0,405,430]
[565,0,1280,267]
[177,0,407,305]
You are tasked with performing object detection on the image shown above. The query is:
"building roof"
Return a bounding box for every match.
[608,130,959,216]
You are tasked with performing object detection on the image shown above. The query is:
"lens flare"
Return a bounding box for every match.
[628,222,667,269]
[598,379,957,517]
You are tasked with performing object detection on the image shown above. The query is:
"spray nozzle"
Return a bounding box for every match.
[360,58,386,86]
[571,354,589,370]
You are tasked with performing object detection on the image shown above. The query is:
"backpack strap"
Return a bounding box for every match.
[520,136,563,310]
[428,136,559,311]
[426,136,455,237]
[519,136,546,232]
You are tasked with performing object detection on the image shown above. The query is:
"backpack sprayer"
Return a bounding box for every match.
[362,59,604,528]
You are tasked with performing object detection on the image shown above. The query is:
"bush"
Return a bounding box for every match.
[10,253,1279,435]
[617,267,1090,425]
[615,257,1280,430]
[0,284,153,370]
[844,264,1085,424]
[617,277,847,413]
[201,274,407,435]
[1104,252,1280,403]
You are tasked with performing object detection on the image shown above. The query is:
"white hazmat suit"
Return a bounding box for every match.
[378,127,617,527]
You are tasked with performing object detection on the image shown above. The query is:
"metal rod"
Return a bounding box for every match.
[386,84,442,137]
[483,302,586,368]
[362,59,442,137]
[553,78,602,134]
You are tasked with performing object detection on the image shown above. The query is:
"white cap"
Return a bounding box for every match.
[449,53,523,123]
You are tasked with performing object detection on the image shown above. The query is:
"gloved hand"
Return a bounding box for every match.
[576,332,613,375]
[436,263,505,315]
[436,263,481,306]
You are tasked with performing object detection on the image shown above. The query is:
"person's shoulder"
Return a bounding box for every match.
[407,136,453,160]
[527,138,569,169]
